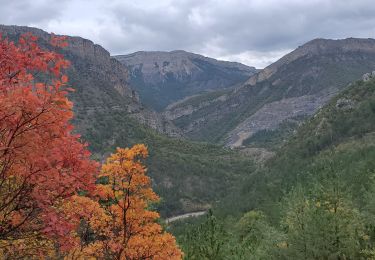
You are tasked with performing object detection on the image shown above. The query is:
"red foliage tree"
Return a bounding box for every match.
[0,33,98,257]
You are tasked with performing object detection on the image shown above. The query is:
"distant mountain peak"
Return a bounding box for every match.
[114,50,257,110]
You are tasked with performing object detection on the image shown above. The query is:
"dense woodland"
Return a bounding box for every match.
[172,76,375,259]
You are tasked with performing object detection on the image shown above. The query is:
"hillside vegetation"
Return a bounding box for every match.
[82,109,255,217]
[174,76,375,259]
[225,75,375,216]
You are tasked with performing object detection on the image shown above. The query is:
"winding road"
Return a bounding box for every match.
[165,211,207,224]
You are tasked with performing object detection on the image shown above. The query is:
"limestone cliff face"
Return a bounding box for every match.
[0,25,181,137]
[115,50,256,110]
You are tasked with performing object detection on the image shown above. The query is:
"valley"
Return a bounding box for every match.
[2,23,375,259]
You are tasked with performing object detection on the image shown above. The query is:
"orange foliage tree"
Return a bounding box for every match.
[0,33,99,257]
[67,145,183,260]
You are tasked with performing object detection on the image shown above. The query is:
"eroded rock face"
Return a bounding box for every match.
[115,50,257,110]
[226,93,335,147]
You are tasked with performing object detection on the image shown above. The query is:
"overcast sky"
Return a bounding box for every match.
[1,0,375,68]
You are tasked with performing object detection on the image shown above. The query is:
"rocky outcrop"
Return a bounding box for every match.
[114,50,256,110]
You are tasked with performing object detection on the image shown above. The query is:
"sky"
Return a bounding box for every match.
[1,0,375,68]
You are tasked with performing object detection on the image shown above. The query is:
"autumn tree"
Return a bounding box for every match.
[0,33,98,257]
[67,145,182,259]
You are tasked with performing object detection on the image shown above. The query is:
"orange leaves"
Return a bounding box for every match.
[71,145,182,259]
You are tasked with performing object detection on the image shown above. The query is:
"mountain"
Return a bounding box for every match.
[0,25,256,217]
[174,72,375,260]
[166,38,375,147]
[0,25,181,137]
[114,51,257,110]
[216,71,375,220]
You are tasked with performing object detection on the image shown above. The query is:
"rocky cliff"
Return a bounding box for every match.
[114,50,257,110]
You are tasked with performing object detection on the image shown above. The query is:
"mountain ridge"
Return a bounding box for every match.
[165,37,375,147]
[115,50,257,110]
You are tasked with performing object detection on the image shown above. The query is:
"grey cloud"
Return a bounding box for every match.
[0,0,69,25]
[1,0,375,67]
[101,0,375,65]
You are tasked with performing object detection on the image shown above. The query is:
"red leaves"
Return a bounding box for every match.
[0,33,98,256]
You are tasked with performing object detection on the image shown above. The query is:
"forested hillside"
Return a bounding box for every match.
[174,75,375,259]
[83,109,255,217]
